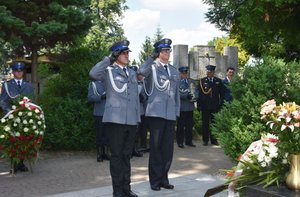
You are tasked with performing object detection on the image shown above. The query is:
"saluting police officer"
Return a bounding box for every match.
[89,40,140,197]
[87,80,110,162]
[197,65,225,146]
[138,38,180,191]
[176,66,197,148]
[0,62,34,173]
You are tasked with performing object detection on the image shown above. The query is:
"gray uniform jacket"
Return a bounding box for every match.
[179,78,196,112]
[138,57,180,121]
[89,57,140,125]
[0,79,34,114]
[87,81,106,116]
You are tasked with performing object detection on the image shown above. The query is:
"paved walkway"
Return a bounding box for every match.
[0,141,233,197]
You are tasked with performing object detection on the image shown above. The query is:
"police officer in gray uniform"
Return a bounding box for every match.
[89,40,140,197]
[176,66,197,148]
[87,80,110,162]
[0,62,34,173]
[138,38,180,191]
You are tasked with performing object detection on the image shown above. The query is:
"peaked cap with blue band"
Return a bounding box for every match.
[153,38,172,50]
[178,66,189,73]
[110,40,131,52]
[11,62,25,71]
[206,64,216,71]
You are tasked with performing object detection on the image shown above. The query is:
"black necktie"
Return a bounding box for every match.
[164,65,169,76]
[185,79,188,85]
[123,67,128,77]
[17,80,21,88]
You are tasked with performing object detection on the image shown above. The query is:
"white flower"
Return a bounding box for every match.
[40,114,44,119]
[12,105,16,110]
[38,121,42,125]
[27,112,33,116]
[35,109,39,113]
[19,101,24,105]
[15,132,20,137]
[35,130,39,134]
[23,120,28,124]
[16,117,21,123]
[1,118,5,123]
[0,134,5,138]
[44,125,46,129]
[40,131,44,135]
[32,125,37,129]
[25,103,30,108]
[24,128,29,132]
[8,114,14,119]
[18,111,23,116]
[4,126,11,132]
[282,159,288,164]
[13,123,17,127]
[29,119,33,123]
[261,161,267,167]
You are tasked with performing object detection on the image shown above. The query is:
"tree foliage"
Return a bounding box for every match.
[208,35,250,66]
[204,0,300,61]
[137,26,164,64]
[83,0,127,51]
[0,0,92,95]
[39,47,102,150]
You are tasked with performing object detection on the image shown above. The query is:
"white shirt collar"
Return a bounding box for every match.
[14,79,23,84]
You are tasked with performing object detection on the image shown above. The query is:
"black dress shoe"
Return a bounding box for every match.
[178,144,184,148]
[132,150,143,157]
[160,183,174,189]
[211,141,219,146]
[185,143,196,147]
[113,192,125,197]
[97,153,104,162]
[203,142,208,146]
[151,186,161,191]
[19,163,28,172]
[102,153,110,161]
[123,190,138,197]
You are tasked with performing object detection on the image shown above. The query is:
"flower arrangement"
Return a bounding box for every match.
[261,99,300,154]
[0,97,46,166]
[226,99,300,192]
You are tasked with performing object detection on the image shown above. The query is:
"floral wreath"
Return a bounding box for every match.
[0,97,46,167]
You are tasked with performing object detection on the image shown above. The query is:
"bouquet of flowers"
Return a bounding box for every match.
[0,97,46,166]
[225,99,299,192]
[261,99,300,154]
[226,133,288,191]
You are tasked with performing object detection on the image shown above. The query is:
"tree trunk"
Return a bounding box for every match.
[31,48,39,101]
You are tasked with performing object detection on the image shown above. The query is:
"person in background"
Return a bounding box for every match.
[176,66,197,148]
[130,66,143,158]
[222,67,235,102]
[0,62,34,173]
[197,65,224,146]
[89,40,140,197]
[138,38,180,191]
[87,80,110,162]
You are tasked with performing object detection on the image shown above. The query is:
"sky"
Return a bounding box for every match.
[121,0,226,62]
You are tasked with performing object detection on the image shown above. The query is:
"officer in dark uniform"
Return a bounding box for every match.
[176,66,197,148]
[197,65,224,146]
[87,80,110,162]
[89,40,140,197]
[0,62,34,173]
[138,38,180,191]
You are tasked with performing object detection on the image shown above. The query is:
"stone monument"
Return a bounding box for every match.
[173,44,238,80]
